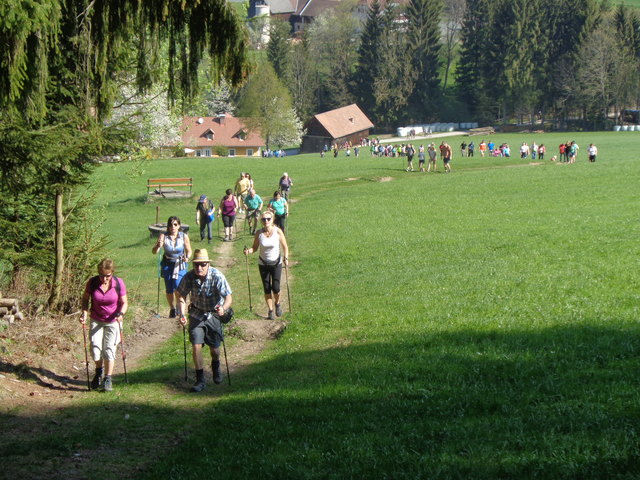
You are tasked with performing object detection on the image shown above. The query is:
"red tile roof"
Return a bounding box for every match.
[182,115,266,148]
[311,104,374,139]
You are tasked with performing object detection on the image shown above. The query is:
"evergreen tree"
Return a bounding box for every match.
[405,0,444,120]
[267,19,292,80]
[353,0,385,117]
[0,0,250,307]
[455,0,493,121]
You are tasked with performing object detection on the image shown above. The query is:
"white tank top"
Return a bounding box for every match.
[258,229,281,265]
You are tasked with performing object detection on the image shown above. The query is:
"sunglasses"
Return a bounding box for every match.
[261,218,273,222]
[194,263,208,268]
[99,274,112,279]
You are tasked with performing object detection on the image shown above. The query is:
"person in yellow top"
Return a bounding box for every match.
[234,172,251,214]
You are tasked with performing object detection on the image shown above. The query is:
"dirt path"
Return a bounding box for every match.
[0,228,289,413]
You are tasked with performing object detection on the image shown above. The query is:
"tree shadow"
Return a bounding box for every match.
[0,360,87,392]
[1,323,639,479]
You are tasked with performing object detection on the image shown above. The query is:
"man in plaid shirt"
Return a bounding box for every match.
[177,249,233,392]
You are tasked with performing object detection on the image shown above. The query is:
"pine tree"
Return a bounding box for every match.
[353,0,385,117]
[405,0,444,120]
[267,19,292,80]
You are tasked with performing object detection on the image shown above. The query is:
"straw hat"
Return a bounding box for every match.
[192,249,211,263]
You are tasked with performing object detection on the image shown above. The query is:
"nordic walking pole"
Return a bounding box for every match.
[244,246,253,311]
[221,335,231,386]
[182,324,188,381]
[285,263,292,313]
[81,322,91,391]
[117,319,128,383]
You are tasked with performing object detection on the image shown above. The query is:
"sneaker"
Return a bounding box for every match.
[91,371,102,390]
[103,376,113,392]
[224,236,229,242]
[275,304,282,317]
[212,361,223,385]
[268,310,275,320]
[190,379,206,392]
[229,234,233,241]
[169,308,176,318]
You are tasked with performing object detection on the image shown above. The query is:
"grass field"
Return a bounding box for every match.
[3,131,640,478]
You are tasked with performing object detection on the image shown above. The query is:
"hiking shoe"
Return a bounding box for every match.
[169,308,176,318]
[190,380,206,392]
[91,371,102,390]
[212,361,223,385]
[103,376,113,392]
[275,304,282,317]
[268,310,275,320]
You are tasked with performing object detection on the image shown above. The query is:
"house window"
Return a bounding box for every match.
[228,149,236,157]
[206,132,213,140]
[247,149,254,156]
[204,149,211,157]
[196,150,202,157]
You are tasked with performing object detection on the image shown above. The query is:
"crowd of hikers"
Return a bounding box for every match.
[80,171,293,393]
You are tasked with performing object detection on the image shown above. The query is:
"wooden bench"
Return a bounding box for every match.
[147,177,193,194]
[467,126,495,136]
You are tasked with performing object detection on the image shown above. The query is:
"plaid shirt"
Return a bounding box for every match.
[177,267,232,321]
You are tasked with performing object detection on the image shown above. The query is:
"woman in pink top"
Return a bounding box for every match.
[219,188,239,242]
[80,258,128,391]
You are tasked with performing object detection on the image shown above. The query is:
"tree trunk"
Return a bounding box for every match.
[48,189,64,309]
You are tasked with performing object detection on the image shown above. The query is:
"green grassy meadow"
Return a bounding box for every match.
[3,131,640,478]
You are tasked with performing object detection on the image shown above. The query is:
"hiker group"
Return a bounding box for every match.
[80,172,293,393]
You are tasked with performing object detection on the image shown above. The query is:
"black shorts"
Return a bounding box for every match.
[259,262,282,294]
[222,214,235,228]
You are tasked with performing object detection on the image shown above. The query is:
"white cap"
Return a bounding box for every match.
[283,172,288,176]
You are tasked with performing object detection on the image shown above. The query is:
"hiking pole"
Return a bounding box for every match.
[244,246,253,311]
[221,335,231,386]
[285,263,292,313]
[117,319,129,383]
[81,322,91,391]
[182,324,188,381]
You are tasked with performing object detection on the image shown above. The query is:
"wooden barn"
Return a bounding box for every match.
[300,104,374,153]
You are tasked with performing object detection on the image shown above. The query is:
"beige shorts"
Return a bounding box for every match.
[90,320,120,361]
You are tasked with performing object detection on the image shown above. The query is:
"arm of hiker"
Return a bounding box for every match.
[280,231,289,267]
[80,290,90,324]
[183,234,192,260]
[117,294,128,322]
[176,292,187,326]
[152,234,164,254]
[215,294,232,316]
[245,234,260,255]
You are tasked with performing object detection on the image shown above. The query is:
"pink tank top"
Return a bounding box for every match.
[221,197,236,216]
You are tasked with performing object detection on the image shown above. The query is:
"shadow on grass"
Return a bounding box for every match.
[0,361,87,392]
[2,323,639,479]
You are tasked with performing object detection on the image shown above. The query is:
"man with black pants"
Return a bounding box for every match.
[177,249,233,392]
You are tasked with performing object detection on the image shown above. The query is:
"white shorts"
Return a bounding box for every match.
[90,321,121,362]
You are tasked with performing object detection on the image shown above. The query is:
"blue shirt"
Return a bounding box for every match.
[177,267,232,320]
[269,198,287,215]
[244,194,262,210]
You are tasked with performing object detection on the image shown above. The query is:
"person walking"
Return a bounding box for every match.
[219,189,239,242]
[279,172,293,200]
[406,144,415,171]
[587,143,598,162]
[244,211,290,320]
[79,258,128,392]
[243,188,263,235]
[442,142,453,173]
[195,194,215,243]
[268,190,288,232]
[234,172,250,213]
[427,143,437,172]
[177,249,233,392]
[418,145,426,172]
[152,216,192,317]
[468,141,475,157]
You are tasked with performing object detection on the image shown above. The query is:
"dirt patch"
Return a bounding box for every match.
[377,176,393,182]
[345,177,360,181]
